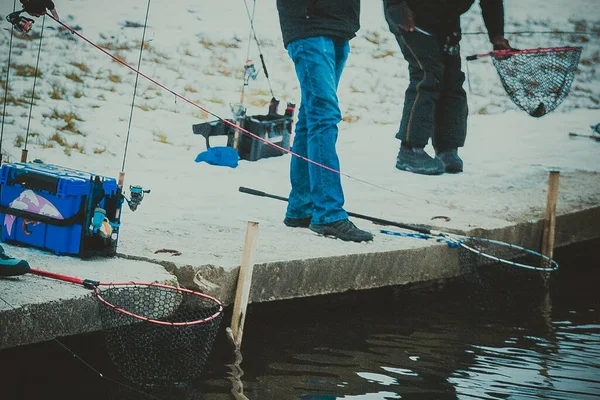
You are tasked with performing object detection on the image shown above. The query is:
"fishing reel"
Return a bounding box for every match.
[124,185,151,212]
[6,10,35,33]
[230,102,246,120]
[243,59,259,85]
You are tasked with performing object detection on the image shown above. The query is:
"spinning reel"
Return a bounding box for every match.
[6,10,35,33]
[243,59,259,85]
[124,185,151,211]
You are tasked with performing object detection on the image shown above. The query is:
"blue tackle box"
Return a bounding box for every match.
[0,161,124,257]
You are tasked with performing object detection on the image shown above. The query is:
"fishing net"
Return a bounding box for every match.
[490,46,582,117]
[454,236,558,272]
[95,283,223,389]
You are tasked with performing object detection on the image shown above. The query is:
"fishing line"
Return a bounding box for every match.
[46,15,446,208]
[0,0,18,164]
[121,0,152,178]
[22,13,45,163]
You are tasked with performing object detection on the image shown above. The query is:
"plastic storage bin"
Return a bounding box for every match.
[0,161,123,257]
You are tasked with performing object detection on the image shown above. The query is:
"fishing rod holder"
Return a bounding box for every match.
[192,98,296,162]
[6,10,35,33]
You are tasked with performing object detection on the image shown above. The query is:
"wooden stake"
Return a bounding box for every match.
[542,170,560,260]
[230,221,259,348]
[20,149,28,163]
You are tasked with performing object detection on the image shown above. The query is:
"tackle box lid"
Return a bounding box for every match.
[0,162,117,197]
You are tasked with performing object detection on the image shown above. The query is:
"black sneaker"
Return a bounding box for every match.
[309,219,374,242]
[396,147,445,175]
[284,216,312,228]
[436,149,463,173]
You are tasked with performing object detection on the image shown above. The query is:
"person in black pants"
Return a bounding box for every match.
[384,0,512,175]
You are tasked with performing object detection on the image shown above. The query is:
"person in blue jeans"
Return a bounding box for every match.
[276,0,373,242]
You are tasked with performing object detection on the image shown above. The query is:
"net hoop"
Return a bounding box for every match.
[380,229,560,272]
[452,235,560,272]
[93,282,223,326]
[491,46,582,59]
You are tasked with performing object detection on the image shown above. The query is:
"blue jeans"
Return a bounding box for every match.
[285,37,349,225]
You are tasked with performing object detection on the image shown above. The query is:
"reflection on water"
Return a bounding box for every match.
[1,239,599,399]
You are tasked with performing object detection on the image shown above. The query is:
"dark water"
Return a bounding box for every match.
[1,239,599,400]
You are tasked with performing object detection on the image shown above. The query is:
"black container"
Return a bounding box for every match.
[192,101,295,162]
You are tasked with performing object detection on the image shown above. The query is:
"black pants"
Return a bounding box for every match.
[392,30,468,150]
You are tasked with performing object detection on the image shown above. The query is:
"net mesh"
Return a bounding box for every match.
[96,284,223,389]
[491,46,582,117]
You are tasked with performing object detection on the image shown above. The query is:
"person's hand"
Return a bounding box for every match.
[20,0,58,20]
[491,35,512,51]
[491,35,517,60]
[386,1,416,33]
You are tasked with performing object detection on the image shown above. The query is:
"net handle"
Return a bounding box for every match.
[466,46,582,61]
[27,268,224,325]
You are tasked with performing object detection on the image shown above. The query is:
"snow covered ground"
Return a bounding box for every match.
[1,0,599,269]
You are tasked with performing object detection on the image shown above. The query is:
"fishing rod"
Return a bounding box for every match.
[463,30,600,36]
[238,186,559,272]
[241,0,274,99]
[1,2,46,164]
[116,0,152,214]
[0,0,19,165]
[21,14,46,163]
[232,0,279,149]
[41,13,448,209]
[568,132,600,141]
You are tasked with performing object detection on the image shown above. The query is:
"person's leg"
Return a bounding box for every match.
[391,31,446,175]
[285,100,313,225]
[287,36,347,225]
[433,41,468,173]
[285,37,372,242]
[394,31,443,147]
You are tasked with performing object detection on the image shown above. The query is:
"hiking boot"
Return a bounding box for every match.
[436,149,464,173]
[309,219,374,242]
[0,245,31,277]
[284,216,312,228]
[396,146,445,175]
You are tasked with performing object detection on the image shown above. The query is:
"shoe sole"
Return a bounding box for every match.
[309,226,373,243]
[284,218,311,228]
[396,162,445,176]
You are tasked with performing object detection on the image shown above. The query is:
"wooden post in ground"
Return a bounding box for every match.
[230,221,259,349]
[542,170,560,261]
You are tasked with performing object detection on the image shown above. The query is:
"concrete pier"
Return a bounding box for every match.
[1,110,599,350]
